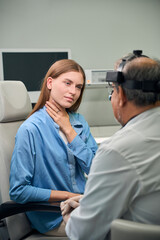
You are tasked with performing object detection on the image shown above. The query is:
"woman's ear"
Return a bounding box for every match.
[119,86,127,107]
[47,77,53,90]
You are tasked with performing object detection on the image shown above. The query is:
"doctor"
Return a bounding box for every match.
[60,51,160,240]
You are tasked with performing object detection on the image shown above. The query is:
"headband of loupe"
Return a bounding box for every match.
[106,50,160,93]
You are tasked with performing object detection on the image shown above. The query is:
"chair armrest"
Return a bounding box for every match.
[0,200,61,220]
[111,219,160,240]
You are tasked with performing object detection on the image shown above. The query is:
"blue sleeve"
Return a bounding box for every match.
[9,126,51,204]
[67,114,98,175]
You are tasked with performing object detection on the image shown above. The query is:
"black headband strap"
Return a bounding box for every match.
[122,80,160,93]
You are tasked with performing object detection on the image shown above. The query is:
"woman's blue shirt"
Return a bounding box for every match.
[9,107,98,233]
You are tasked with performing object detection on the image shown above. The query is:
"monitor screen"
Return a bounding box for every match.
[0,49,71,92]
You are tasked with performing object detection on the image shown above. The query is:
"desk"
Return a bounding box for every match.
[90,125,120,145]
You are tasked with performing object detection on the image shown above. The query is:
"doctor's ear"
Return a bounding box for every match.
[119,86,127,107]
[47,77,53,90]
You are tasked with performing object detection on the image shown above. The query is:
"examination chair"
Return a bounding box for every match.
[111,219,160,240]
[0,81,68,240]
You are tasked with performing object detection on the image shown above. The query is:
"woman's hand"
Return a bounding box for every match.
[60,195,83,224]
[45,100,77,142]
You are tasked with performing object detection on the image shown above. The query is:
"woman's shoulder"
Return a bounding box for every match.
[17,108,47,133]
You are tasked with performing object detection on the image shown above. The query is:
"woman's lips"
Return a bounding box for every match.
[64,96,74,102]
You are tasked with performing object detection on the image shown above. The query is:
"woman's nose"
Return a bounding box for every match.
[69,86,76,94]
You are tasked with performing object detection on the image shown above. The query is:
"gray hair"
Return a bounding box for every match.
[120,58,160,106]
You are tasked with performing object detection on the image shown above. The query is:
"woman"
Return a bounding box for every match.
[9,59,98,236]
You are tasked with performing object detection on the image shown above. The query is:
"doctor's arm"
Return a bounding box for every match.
[63,147,139,240]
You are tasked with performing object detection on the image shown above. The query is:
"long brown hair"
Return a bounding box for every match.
[29,59,86,117]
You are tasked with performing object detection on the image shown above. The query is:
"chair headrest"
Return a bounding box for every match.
[0,81,32,122]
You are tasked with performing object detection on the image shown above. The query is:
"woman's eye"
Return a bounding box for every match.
[65,81,70,85]
[76,85,82,90]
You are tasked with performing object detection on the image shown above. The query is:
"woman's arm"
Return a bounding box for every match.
[10,126,79,204]
[49,190,81,202]
[45,100,98,174]
[45,100,77,143]
[9,127,51,203]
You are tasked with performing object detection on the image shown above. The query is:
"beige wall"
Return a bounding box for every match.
[0,0,160,69]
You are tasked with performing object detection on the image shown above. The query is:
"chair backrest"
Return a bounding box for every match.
[0,81,32,240]
[111,219,160,240]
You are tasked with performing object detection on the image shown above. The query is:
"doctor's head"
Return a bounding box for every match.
[108,51,160,126]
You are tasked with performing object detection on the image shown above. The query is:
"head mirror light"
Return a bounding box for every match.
[106,50,160,94]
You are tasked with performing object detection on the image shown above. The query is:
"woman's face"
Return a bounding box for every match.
[47,71,84,109]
